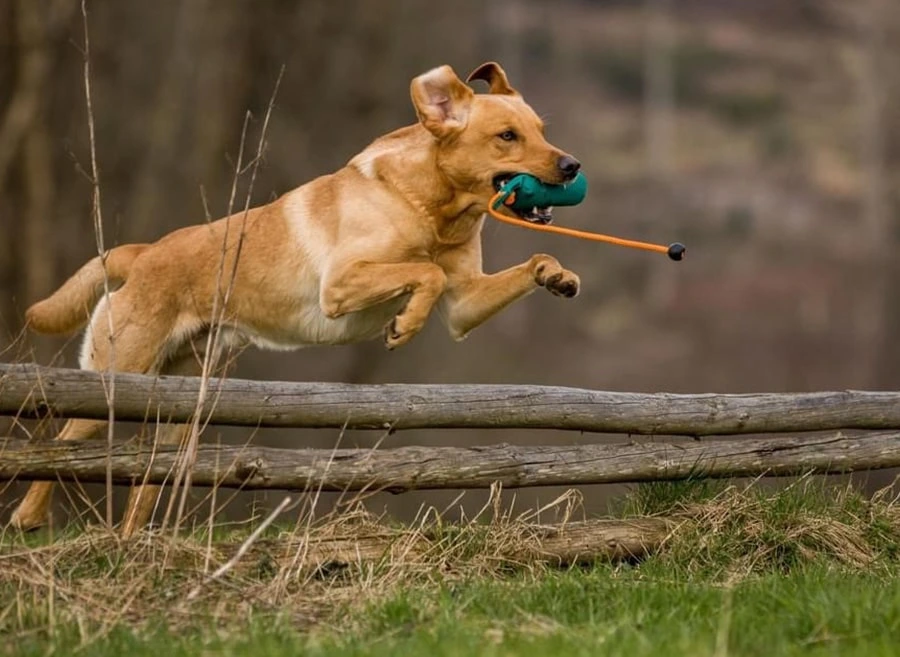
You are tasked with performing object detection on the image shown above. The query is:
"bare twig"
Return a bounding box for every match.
[168,67,285,536]
[155,109,253,535]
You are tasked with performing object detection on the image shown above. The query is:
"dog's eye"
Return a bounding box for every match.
[498,130,518,142]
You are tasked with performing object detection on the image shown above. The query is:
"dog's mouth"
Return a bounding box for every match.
[492,174,554,225]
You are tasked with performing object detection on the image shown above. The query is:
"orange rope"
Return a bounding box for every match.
[488,190,672,256]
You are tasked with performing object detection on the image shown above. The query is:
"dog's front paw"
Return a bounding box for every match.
[532,255,580,298]
[543,270,580,298]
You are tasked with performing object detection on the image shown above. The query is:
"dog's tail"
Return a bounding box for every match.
[26,243,151,334]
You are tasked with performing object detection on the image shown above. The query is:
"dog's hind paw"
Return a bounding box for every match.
[384,316,419,350]
[8,508,47,533]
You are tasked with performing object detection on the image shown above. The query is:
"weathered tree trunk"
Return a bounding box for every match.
[1,431,897,491]
[258,518,675,568]
[4,364,900,435]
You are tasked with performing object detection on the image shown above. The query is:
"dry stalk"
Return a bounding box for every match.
[278,422,351,588]
[78,0,117,529]
[166,67,285,537]
[157,109,249,535]
[185,495,293,601]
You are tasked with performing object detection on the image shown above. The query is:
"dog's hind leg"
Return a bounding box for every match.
[9,418,108,530]
[118,343,225,538]
[118,420,191,538]
[9,287,179,532]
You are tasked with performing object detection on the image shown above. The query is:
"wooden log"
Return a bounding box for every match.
[258,518,675,568]
[1,431,898,491]
[4,363,900,435]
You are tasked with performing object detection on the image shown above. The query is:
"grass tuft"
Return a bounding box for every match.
[648,477,900,578]
[3,479,900,655]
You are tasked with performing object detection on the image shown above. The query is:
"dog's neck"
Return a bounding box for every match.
[350,125,487,245]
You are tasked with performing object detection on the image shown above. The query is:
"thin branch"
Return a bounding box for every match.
[170,67,285,535]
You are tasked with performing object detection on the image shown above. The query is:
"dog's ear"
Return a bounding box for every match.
[466,62,519,96]
[410,65,474,138]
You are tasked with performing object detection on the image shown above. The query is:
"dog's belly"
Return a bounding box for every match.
[242,295,409,351]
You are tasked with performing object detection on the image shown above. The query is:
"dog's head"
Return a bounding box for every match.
[410,62,580,223]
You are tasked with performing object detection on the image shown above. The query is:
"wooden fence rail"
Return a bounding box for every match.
[2,431,898,491]
[4,364,900,436]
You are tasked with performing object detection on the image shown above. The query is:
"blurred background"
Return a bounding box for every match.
[1,0,899,524]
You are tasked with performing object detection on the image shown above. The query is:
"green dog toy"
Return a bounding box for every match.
[488,171,686,261]
[492,172,588,224]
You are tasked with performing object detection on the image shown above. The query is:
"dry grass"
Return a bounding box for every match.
[2,478,899,646]
[0,487,586,640]
[631,476,900,578]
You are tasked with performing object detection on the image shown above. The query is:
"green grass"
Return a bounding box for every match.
[9,564,900,656]
[4,479,900,656]
[340,565,900,657]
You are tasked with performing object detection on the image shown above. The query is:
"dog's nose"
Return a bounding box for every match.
[557,155,581,180]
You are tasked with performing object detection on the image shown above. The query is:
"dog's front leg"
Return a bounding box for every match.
[321,261,447,349]
[441,253,580,341]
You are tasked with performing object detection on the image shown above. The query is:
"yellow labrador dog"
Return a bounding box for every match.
[11,61,581,535]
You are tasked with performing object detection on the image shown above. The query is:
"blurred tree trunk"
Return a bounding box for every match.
[850,0,900,494]
[487,0,524,83]
[644,0,674,181]
[0,0,75,357]
[644,0,677,310]
[859,0,900,389]
[125,1,209,237]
